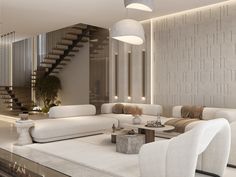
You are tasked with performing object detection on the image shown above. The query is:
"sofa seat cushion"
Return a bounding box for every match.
[31,116,118,143]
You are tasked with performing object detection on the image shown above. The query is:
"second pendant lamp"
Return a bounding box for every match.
[111,0,153,45]
[111,19,145,45]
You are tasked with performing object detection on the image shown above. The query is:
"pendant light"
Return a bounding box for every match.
[124,0,154,12]
[111,19,145,45]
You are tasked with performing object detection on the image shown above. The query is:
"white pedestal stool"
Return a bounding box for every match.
[15,120,34,146]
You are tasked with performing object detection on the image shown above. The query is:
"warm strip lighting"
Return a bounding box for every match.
[141,0,234,23]
[150,19,154,104]
[124,0,154,12]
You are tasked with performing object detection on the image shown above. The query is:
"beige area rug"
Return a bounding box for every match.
[28,134,142,177]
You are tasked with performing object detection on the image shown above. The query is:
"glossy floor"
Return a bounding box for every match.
[0,115,235,177]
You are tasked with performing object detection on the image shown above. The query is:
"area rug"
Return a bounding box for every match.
[28,134,141,177]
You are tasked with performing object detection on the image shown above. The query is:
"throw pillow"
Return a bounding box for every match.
[181,105,204,119]
[123,105,135,114]
[112,104,124,114]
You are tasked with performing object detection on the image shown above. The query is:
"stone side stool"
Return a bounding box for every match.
[15,120,34,146]
[116,134,145,154]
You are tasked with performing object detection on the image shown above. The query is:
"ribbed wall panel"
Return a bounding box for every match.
[153,2,236,116]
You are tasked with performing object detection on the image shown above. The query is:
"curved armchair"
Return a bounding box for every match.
[139,119,231,177]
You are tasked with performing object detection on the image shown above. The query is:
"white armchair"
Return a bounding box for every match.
[139,119,231,177]
[172,105,236,166]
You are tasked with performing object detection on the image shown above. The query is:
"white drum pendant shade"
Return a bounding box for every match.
[111,19,145,45]
[124,0,154,12]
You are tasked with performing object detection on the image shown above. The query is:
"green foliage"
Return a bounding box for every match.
[35,76,62,113]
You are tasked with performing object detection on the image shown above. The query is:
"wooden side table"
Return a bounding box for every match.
[15,120,34,146]
[124,124,175,143]
[111,130,127,143]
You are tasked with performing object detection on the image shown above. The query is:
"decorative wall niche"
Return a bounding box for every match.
[128,52,132,100]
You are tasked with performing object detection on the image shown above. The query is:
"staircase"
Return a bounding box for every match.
[0,86,31,114]
[32,24,93,87]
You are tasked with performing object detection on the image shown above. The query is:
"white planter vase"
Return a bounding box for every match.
[133,116,142,125]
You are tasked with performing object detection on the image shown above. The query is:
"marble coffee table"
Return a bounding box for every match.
[124,123,174,143]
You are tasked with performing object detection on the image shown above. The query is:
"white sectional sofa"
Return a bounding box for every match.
[30,105,118,143]
[172,105,236,167]
[30,103,235,167]
[99,103,163,128]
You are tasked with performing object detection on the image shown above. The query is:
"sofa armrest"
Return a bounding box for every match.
[214,110,236,123]
[139,140,169,177]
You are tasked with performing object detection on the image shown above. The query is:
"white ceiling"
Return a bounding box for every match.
[0,0,229,40]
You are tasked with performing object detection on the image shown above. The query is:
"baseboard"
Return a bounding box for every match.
[195,170,220,177]
[227,164,236,168]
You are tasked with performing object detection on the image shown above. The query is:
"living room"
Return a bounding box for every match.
[0,0,236,177]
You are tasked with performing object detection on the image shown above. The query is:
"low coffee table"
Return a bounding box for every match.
[124,124,174,143]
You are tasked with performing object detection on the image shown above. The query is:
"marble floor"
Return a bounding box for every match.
[0,114,235,177]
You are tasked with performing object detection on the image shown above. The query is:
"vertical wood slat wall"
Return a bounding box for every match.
[0,32,14,86]
[110,21,151,104]
[12,39,32,87]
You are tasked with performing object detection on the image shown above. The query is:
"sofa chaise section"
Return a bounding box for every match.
[31,105,118,143]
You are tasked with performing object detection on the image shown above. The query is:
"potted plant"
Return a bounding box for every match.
[35,75,62,113]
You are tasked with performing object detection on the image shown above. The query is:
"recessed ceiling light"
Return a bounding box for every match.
[111,19,145,45]
[124,0,154,12]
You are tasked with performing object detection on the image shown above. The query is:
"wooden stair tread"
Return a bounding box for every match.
[58,63,67,66]
[55,67,63,69]
[56,44,69,50]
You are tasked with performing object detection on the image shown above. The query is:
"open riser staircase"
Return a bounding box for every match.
[32,24,96,87]
[0,86,32,114]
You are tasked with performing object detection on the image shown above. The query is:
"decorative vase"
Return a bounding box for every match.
[19,113,29,121]
[132,115,142,125]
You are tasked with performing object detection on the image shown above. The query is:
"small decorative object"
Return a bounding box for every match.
[156,112,162,125]
[127,129,136,135]
[32,106,42,112]
[19,112,29,121]
[112,124,116,133]
[146,120,165,128]
[131,106,143,125]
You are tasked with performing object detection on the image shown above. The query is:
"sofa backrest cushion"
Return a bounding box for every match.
[49,104,96,118]
[172,106,236,123]
[101,103,163,116]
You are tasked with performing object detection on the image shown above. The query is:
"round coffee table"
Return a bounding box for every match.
[124,123,175,143]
